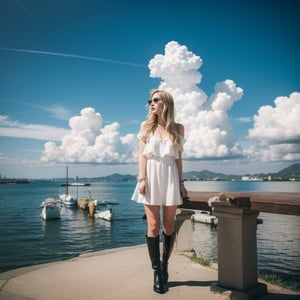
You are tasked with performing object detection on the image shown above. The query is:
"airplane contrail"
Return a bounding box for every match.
[0,47,147,68]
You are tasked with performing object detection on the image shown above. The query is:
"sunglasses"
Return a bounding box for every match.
[147,97,160,105]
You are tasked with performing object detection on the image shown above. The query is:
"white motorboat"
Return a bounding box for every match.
[95,207,113,221]
[191,210,218,226]
[191,210,262,226]
[94,200,118,221]
[40,198,61,220]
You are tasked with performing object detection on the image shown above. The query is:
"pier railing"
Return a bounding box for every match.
[175,191,300,299]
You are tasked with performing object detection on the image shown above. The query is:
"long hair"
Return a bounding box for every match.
[144,89,181,148]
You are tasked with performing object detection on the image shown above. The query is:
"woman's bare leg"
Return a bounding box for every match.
[144,205,161,237]
[162,205,177,235]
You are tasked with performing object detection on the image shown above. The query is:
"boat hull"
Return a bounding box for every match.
[95,208,113,221]
[40,198,61,220]
[191,210,217,226]
[77,198,91,210]
[59,193,77,207]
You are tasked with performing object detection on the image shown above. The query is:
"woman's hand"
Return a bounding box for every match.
[139,180,147,195]
[180,184,188,199]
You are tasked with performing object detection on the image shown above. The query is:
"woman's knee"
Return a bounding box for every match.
[148,221,160,236]
[163,206,177,234]
[163,224,175,236]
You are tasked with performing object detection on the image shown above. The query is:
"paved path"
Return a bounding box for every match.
[0,245,299,300]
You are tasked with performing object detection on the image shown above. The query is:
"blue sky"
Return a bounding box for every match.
[0,0,299,179]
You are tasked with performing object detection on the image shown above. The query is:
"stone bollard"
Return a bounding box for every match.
[174,209,194,252]
[211,195,267,300]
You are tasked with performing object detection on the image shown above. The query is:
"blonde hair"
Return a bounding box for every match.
[144,89,181,148]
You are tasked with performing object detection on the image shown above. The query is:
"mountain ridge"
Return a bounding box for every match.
[2,163,299,182]
[77,163,300,182]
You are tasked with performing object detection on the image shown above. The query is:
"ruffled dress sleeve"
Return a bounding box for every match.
[180,136,186,151]
[137,131,145,140]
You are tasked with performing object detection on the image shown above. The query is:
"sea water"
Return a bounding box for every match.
[0,180,299,288]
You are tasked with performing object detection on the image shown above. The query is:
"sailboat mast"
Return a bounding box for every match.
[66,165,69,195]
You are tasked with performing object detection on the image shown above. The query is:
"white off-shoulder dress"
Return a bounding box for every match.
[131,133,184,206]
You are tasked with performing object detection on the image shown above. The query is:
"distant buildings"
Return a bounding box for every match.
[241,176,263,181]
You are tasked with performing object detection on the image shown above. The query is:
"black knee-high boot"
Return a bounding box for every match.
[161,232,176,283]
[146,235,167,294]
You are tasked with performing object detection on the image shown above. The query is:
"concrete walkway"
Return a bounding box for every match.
[0,245,299,300]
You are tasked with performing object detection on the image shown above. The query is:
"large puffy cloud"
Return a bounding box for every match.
[41,107,137,163]
[149,41,203,90]
[248,92,300,144]
[41,41,299,165]
[245,144,300,162]
[149,41,244,159]
[41,41,245,164]
[246,92,300,161]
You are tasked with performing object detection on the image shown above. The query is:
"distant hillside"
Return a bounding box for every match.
[60,163,300,182]
[277,163,300,176]
[93,173,136,182]
[7,163,300,182]
[183,170,239,181]
[183,163,300,181]
[99,173,136,182]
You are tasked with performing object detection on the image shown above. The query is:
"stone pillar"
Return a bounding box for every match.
[212,197,267,299]
[174,209,194,252]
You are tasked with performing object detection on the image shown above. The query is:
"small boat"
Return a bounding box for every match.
[40,198,61,220]
[77,184,95,211]
[59,167,91,208]
[94,200,118,221]
[191,210,262,226]
[95,207,113,221]
[59,166,77,207]
[191,210,218,226]
[77,197,92,211]
[59,193,77,207]
[68,183,91,187]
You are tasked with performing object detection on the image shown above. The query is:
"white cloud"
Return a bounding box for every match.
[245,144,300,162]
[246,92,300,162]
[248,92,300,144]
[39,41,300,165]
[41,107,137,163]
[42,104,72,121]
[149,41,203,91]
[42,41,245,163]
[149,41,244,159]
[0,115,69,141]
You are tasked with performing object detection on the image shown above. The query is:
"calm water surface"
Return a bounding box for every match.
[0,180,299,288]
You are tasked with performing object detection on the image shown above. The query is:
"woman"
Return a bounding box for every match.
[131,89,187,294]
